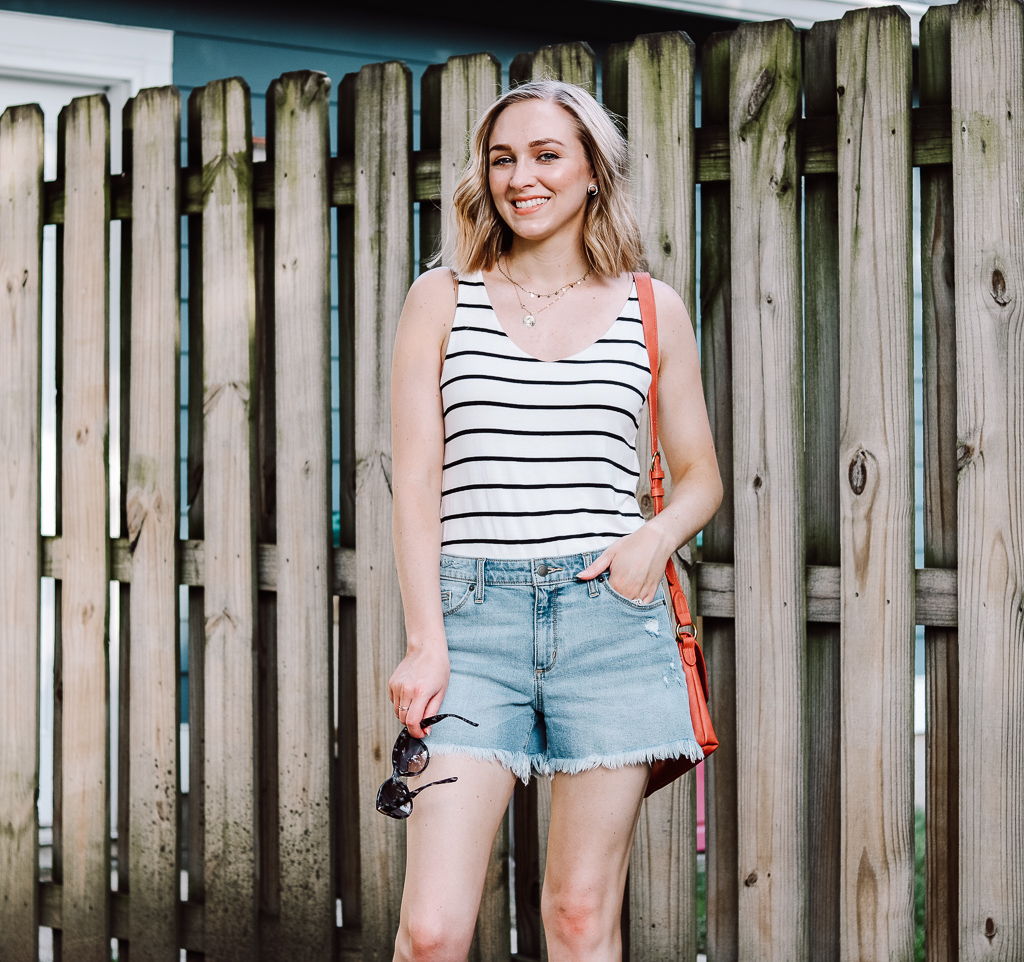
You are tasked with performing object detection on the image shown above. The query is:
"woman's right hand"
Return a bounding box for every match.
[388,640,450,739]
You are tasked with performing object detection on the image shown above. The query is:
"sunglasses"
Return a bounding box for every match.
[375,713,479,819]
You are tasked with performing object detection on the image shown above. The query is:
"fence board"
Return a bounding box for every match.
[950,1,1024,957]
[336,70,362,930]
[440,53,499,259]
[59,92,111,962]
[605,30,699,961]
[197,77,259,961]
[0,102,43,962]
[919,7,959,961]
[125,85,181,962]
[271,69,335,958]
[354,60,413,959]
[698,30,738,962]
[803,20,842,962]
[510,43,596,90]
[836,8,916,959]
[729,20,807,961]
[419,65,443,274]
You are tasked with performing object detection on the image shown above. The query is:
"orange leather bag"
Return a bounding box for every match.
[634,272,719,797]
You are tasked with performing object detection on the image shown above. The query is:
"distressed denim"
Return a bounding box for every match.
[425,552,703,781]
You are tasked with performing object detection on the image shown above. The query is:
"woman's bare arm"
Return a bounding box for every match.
[579,277,722,601]
[389,267,457,738]
[644,278,724,550]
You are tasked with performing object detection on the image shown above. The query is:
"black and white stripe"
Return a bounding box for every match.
[439,273,650,559]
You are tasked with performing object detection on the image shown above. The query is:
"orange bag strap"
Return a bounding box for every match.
[633,272,696,642]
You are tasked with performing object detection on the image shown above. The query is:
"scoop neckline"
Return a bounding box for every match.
[469,271,637,364]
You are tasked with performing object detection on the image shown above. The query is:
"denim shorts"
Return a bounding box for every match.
[425,552,703,782]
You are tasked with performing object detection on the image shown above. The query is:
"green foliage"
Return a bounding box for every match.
[915,806,926,962]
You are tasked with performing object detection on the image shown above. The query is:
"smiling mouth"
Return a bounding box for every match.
[514,197,548,209]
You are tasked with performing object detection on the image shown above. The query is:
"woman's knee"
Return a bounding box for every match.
[396,910,475,962]
[541,883,618,952]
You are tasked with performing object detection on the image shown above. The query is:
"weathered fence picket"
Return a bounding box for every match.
[59,92,111,962]
[730,19,807,962]
[354,59,413,962]
[837,8,916,958]
[271,69,335,958]
[951,0,1024,955]
[125,85,181,962]
[197,76,259,961]
[0,102,43,962]
[6,4,1024,959]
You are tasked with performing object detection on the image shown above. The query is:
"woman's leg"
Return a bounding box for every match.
[541,764,650,962]
[394,752,517,962]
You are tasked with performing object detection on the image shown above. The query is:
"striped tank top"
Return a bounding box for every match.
[439,272,651,559]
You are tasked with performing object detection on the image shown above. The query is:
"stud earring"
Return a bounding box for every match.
[588,183,599,196]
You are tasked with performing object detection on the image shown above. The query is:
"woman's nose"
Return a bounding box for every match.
[508,162,535,189]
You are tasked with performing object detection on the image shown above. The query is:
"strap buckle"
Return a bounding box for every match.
[675,621,697,641]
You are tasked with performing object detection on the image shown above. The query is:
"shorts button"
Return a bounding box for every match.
[536,563,549,577]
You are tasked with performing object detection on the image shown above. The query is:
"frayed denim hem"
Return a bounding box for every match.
[536,737,704,777]
[425,742,538,784]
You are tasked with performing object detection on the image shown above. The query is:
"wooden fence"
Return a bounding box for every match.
[1,1,1022,959]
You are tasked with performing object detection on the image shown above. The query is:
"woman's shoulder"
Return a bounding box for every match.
[410,266,460,299]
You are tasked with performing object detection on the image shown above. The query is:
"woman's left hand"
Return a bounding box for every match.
[577,520,675,604]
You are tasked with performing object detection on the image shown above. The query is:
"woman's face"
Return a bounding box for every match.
[487,98,596,245]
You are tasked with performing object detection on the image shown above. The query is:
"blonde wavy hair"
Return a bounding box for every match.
[445,80,645,276]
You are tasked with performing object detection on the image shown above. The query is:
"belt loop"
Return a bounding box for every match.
[582,553,599,597]
[475,558,485,603]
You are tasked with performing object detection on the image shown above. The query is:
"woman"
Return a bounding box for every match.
[387,80,722,961]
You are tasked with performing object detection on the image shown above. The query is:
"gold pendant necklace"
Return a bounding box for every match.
[497,255,591,327]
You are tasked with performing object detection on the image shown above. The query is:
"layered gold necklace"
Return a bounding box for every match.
[497,254,591,328]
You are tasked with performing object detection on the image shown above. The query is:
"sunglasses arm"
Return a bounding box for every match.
[406,775,458,799]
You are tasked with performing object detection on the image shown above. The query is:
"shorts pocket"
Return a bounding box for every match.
[441,579,475,615]
[601,579,667,612]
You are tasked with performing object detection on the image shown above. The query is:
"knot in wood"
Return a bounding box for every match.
[848,449,868,496]
[753,474,763,490]
[746,68,775,121]
[957,442,975,475]
[990,268,1010,306]
[985,917,996,941]
[836,85,845,97]
[744,871,758,887]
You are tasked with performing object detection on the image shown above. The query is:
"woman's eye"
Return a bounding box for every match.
[491,155,513,167]
[538,151,559,161]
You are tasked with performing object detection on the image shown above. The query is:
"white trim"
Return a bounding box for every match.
[0,9,172,92]
[601,0,953,43]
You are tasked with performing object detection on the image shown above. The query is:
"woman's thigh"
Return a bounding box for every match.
[542,764,649,922]
[398,753,517,951]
